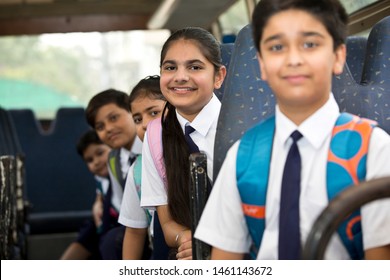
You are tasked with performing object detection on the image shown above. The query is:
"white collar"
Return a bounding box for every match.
[276,93,339,148]
[176,94,221,137]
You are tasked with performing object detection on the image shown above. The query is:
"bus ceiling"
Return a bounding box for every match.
[0,0,388,36]
[0,0,239,36]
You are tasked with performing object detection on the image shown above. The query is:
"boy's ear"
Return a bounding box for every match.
[257,52,268,81]
[214,65,227,89]
[333,44,347,75]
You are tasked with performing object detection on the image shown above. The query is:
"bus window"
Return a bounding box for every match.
[218,0,251,43]
[0,30,170,120]
[343,0,381,14]
[346,0,389,35]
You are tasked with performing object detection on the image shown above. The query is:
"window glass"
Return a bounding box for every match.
[219,0,249,38]
[0,30,170,119]
[341,0,381,14]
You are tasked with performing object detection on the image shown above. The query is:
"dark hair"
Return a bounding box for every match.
[160,27,222,228]
[128,75,166,111]
[76,129,104,157]
[85,89,130,128]
[160,27,223,73]
[252,0,348,53]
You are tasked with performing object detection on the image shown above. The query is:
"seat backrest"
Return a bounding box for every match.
[361,16,390,87]
[0,108,23,156]
[34,107,95,212]
[9,107,96,233]
[346,36,367,83]
[333,16,390,134]
[0,108,11,155]
[9,109,42,153]
[214,43,235,101]
[213,25,276,181]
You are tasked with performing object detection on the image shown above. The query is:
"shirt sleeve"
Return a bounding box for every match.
[118,163,149,229]
[140,132,168,210]
[195,141,251,254]
[362,127,390,250]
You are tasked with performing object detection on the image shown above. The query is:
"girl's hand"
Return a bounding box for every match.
[176,230,192,260]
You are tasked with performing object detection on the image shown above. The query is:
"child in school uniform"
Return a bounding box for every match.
[61,129,111,259]
[195,0,390,260]
[118,75,167,259]
[86,89,142,259]
[140,27,227,260]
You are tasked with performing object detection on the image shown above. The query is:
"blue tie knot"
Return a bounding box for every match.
[184,125,199,153]
[185,125,196,136]
[290,130,302,143]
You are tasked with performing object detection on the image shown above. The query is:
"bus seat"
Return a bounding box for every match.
[361,16,390,86]
[49,107,88,135]
[9,109,43,153]
[334,16,390,134]
[9,107,96,234]
[213,24,276,181]
[0,108,23,156]
[346,36,367,83]
[0,108,11,155]
[363,16,390,133]
[214,43,235,101]
[360,16,390,133]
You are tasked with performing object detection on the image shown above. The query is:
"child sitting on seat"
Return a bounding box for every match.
[86,89,143,259]
[61,129,111,259]
[195,0,390,260]
[140,27,226,260]
[119,75,168,259]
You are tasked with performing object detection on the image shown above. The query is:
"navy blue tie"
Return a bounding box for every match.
[185,125,200,153]
[278,130,303,260]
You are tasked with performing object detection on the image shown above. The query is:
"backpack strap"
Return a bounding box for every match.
[133,154,152,223]
[133,154,142,190]
[236,116,275,259]
[147,118,167,188]
[108,149,125,188]
[326,112,376,259]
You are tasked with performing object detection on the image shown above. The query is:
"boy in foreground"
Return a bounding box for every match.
[195,0,390,260]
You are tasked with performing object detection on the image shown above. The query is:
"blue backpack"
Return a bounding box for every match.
[236,112,377,259]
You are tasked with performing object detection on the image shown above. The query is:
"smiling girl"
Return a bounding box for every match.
[140,27,226,260]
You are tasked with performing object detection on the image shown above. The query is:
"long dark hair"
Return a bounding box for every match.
[160,27,222,228]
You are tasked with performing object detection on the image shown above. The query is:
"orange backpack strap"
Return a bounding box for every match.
[327,112,377,259]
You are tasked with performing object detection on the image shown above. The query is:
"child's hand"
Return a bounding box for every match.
[92,199,103,227]
[176,230,192,260]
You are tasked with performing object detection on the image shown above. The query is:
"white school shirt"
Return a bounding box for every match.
[109,137,143,212]
[141,94,221,209]
[195,94,390,259]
